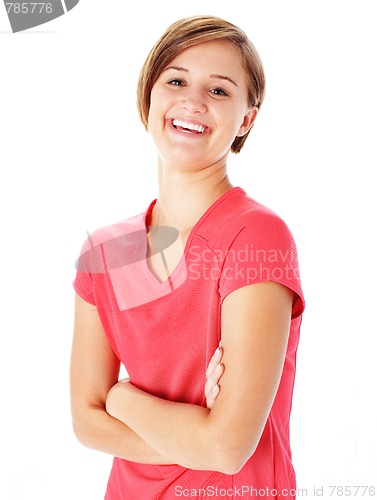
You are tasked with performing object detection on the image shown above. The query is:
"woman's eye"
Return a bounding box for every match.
[167,79,185,86]
[211,88,229,96]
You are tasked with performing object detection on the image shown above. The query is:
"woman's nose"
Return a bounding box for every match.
[181,89,207,114]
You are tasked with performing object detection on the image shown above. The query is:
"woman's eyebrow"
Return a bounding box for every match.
[210,74,238,87]
[164,66,189,73]
[163,66,238,87]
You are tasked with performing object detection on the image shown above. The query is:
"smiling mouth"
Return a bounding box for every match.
[172,119,207,134]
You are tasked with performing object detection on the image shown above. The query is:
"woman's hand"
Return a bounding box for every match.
[205,344,224,409]
[106,377,131,418]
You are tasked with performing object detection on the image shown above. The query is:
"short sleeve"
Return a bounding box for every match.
[72,236,96,305]
[218,211,305,318]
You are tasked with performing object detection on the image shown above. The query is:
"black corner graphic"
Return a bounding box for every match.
[64,0,79,12]
[3,0,80,33]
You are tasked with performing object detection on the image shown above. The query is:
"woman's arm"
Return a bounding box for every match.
[106,281,293,473]
[70,294,174,464]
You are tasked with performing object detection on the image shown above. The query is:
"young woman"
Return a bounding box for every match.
[70,15,305,499]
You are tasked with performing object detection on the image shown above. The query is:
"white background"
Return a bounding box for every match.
[1,1,376,498]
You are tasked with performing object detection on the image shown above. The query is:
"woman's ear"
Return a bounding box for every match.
[236,106,259,137]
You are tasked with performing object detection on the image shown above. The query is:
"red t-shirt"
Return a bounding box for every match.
[73,187,305,499]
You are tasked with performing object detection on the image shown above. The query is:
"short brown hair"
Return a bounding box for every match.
[137,15,266,154]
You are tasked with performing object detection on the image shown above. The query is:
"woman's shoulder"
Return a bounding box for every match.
[76,210,149,272]
[202,187,293,249]
[80,211,146,250]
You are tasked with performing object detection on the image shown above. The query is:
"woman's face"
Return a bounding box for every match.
[148,40,257,172]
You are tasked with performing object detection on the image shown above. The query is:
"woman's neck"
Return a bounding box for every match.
[151,157,233,234]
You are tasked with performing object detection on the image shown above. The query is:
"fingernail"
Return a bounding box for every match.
[212,384,219,393]
[216,363,223,373]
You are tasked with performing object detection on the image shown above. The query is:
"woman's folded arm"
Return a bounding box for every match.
[70,293,174,464]
[106,281,294,473]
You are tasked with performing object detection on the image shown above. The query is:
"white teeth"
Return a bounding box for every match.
[172,119,205,133]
